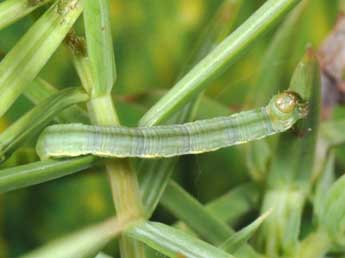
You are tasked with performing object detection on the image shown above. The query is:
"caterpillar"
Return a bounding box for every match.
[36,92,308,160]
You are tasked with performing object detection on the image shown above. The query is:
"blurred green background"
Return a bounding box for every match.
[0,0,341,257]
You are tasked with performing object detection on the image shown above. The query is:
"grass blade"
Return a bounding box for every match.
[83,0,116,97]
[139,0,243,217]
[24,78,89,124]
[126,221,236,258]
[318,173,345,246]
[82,0,145,257]
[160,180,233,244]
[0,0,52,30]
[18,217,127,258]
[247,0,309,107]
[140,0,301,126]
[0,88,88,162]
[259,49,321,256]
[314,151,335,224]
[245,0,309,181]
[0,156,97,193]
[220,211,271,253]
[206,183,260,225]
[95,253,113,258]
[0,0,82,118]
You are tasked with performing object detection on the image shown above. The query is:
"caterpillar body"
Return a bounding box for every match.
[36,92,308,160]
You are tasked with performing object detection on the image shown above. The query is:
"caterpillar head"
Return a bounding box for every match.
[267,91,308,131]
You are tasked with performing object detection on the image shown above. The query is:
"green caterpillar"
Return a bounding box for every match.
[36,92,308,159]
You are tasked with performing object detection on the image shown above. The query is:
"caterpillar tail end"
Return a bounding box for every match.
[35,134,50,161]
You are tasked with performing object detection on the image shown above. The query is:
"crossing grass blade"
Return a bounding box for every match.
[83,0,116,97]
[0,87,88,163]
[0,0,53,30]
[95,253,113,258]
[160,180,234,245]
[245,0,309,181]
[0,0,82,118]
[126,221,237,258]
[18,217,127,258]
[160,181,262,258]
[259,49,321,256]
[82,1,145,257]
[139,0,243,218]
[0,156,97,193]
[24,78,89,124]
[140,0,302,126]
[220,211,271,253]
[206,183,260,225]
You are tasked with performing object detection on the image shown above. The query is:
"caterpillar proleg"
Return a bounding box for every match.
[36,92,308,160]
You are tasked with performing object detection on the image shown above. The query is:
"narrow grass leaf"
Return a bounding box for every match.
[25,78,89,123]
[139,0,242,217]
[259,49,321,256]
[82,1,145,257]
[0,156,97,193]
[0,88,88,162]
[160,181,262,258]
[247,0,309,107]
[314,151,335,221]
[0,0,53,30]
[95,253,113,258]
[318,173,345,246]
[220,211,271,253]
[83,0,116,97]
[126,221,236,258]
[245,0,309,181]
[140,0,301,126]
[160,180,233,244]
[0,0,82,118]
[19,217,126,258]
[292,231,331,258]
[206,183,260,225]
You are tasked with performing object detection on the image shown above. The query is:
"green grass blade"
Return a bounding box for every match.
[318,173,345,246]
[0,87,88,162]
[18,217,126,258]
[24,78,89,123]
[83,1,145,256]
[126,221,236,258]
[160,181,233,244]
[314,151,335,222]
[139,158,175,217]
[0,0,53,30]
[292,232,331,258]
[220,211,271,253]
[267,49,320,186]
[206,183,260,225]
[160,181,262,258]
[247,0,309,107]
[0,156,97,193]
[245,0,309,181]
[95,253,113,258]
[140,0,301,126]
[139,0,243,217]
[259,49,321,256]
[0,0,82,118]
[83,0,116,97]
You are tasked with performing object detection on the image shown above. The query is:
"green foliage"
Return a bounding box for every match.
[0,0,344,258]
